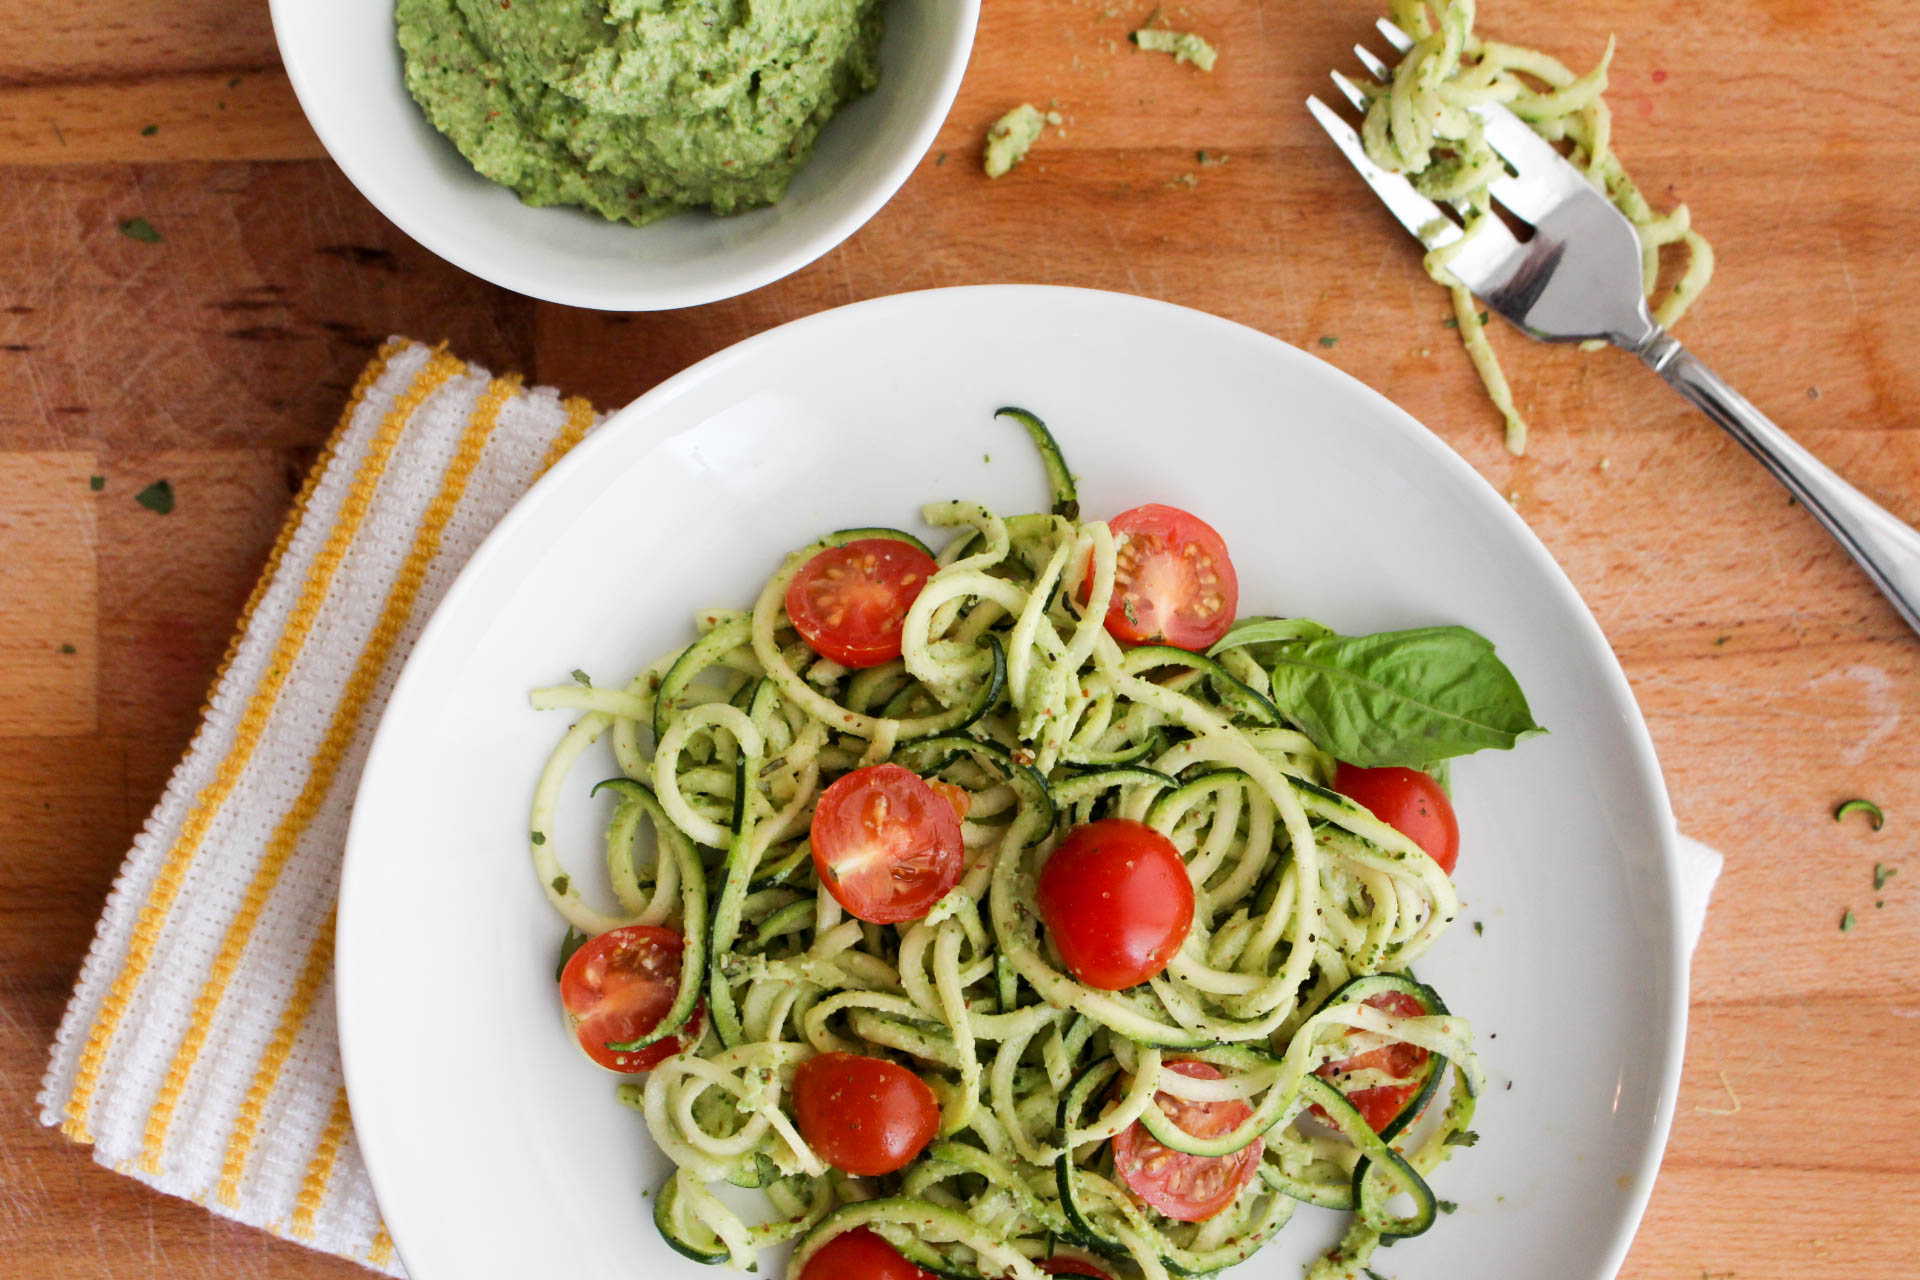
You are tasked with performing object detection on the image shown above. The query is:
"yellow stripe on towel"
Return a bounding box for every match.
[212,913,336,1207]
[61,341,450,1143]
[141,370,518,1175]
[536,394,596,477]
[208,373,522,1199]
[291,1085,355,1240]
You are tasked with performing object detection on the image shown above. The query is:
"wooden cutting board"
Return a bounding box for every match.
[3,1,1916,1276]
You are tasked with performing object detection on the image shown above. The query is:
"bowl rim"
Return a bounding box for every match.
[267,0,981,311]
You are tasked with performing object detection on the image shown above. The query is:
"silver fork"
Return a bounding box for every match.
[1308,18,1920,638]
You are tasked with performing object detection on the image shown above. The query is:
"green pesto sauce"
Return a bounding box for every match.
[984,103,1047,178]
[396,0,886,226]
[1133,27,1217,72]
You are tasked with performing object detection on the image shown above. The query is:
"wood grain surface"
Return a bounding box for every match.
[3,0,1918,1275]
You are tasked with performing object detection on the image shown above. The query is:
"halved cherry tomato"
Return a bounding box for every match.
[928,779,972,822]
[1113,1060,1262,1222]
[1040,1258,1116,1278]
[1312,990,1432,1132]
[798,1228,932,1280]
[1036,818,1193,990]
[811,764,964,924]
[793,1051,941,1176]
[1333,763,1460,875]
[786,538,939,669]
[1089,504,1239,651]
[558,925,701,1072]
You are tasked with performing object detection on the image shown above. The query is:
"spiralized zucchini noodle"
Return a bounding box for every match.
[1361,0,1715,455]
[529,416,1485,1280]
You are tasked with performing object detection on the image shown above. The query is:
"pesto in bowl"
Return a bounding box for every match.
[396,0,885,226]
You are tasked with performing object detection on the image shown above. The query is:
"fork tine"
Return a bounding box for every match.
[1352,44,1392,80]
[1474,104,1590,192]
[1305,96,1464,252]
[1374,18,1415,54]
[1472,103,1596,221]
[1328,69,1371,114]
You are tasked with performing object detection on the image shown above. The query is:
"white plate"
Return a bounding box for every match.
[269,0,978,310]
[338,285,1686,1279]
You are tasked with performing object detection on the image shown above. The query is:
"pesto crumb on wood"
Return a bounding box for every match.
[1132,27,1218,71]
[984,104,1050,177]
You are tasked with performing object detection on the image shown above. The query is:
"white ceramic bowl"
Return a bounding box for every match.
[338,286,1686,1280]
[269,0,978,310]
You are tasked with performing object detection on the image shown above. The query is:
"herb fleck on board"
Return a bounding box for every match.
[135,480,174,513]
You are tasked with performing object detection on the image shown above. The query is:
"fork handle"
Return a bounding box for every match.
[1638,332,1920,637]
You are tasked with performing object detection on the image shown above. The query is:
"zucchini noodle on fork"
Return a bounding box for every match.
[1361,0,1715,454]
[529,412,1487,1280]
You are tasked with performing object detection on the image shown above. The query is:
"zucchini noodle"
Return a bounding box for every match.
[1362,0,1715,454]
[530,417,1486,1280]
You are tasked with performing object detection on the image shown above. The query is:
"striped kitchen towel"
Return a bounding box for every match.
[37,339,598,1276]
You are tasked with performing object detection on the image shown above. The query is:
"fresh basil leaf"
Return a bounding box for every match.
[1263,625,1543,767]
[1209,616,1338,673]
[1210,616,1337,653]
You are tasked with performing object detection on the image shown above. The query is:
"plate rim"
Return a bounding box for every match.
[337,283,1689,1279]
